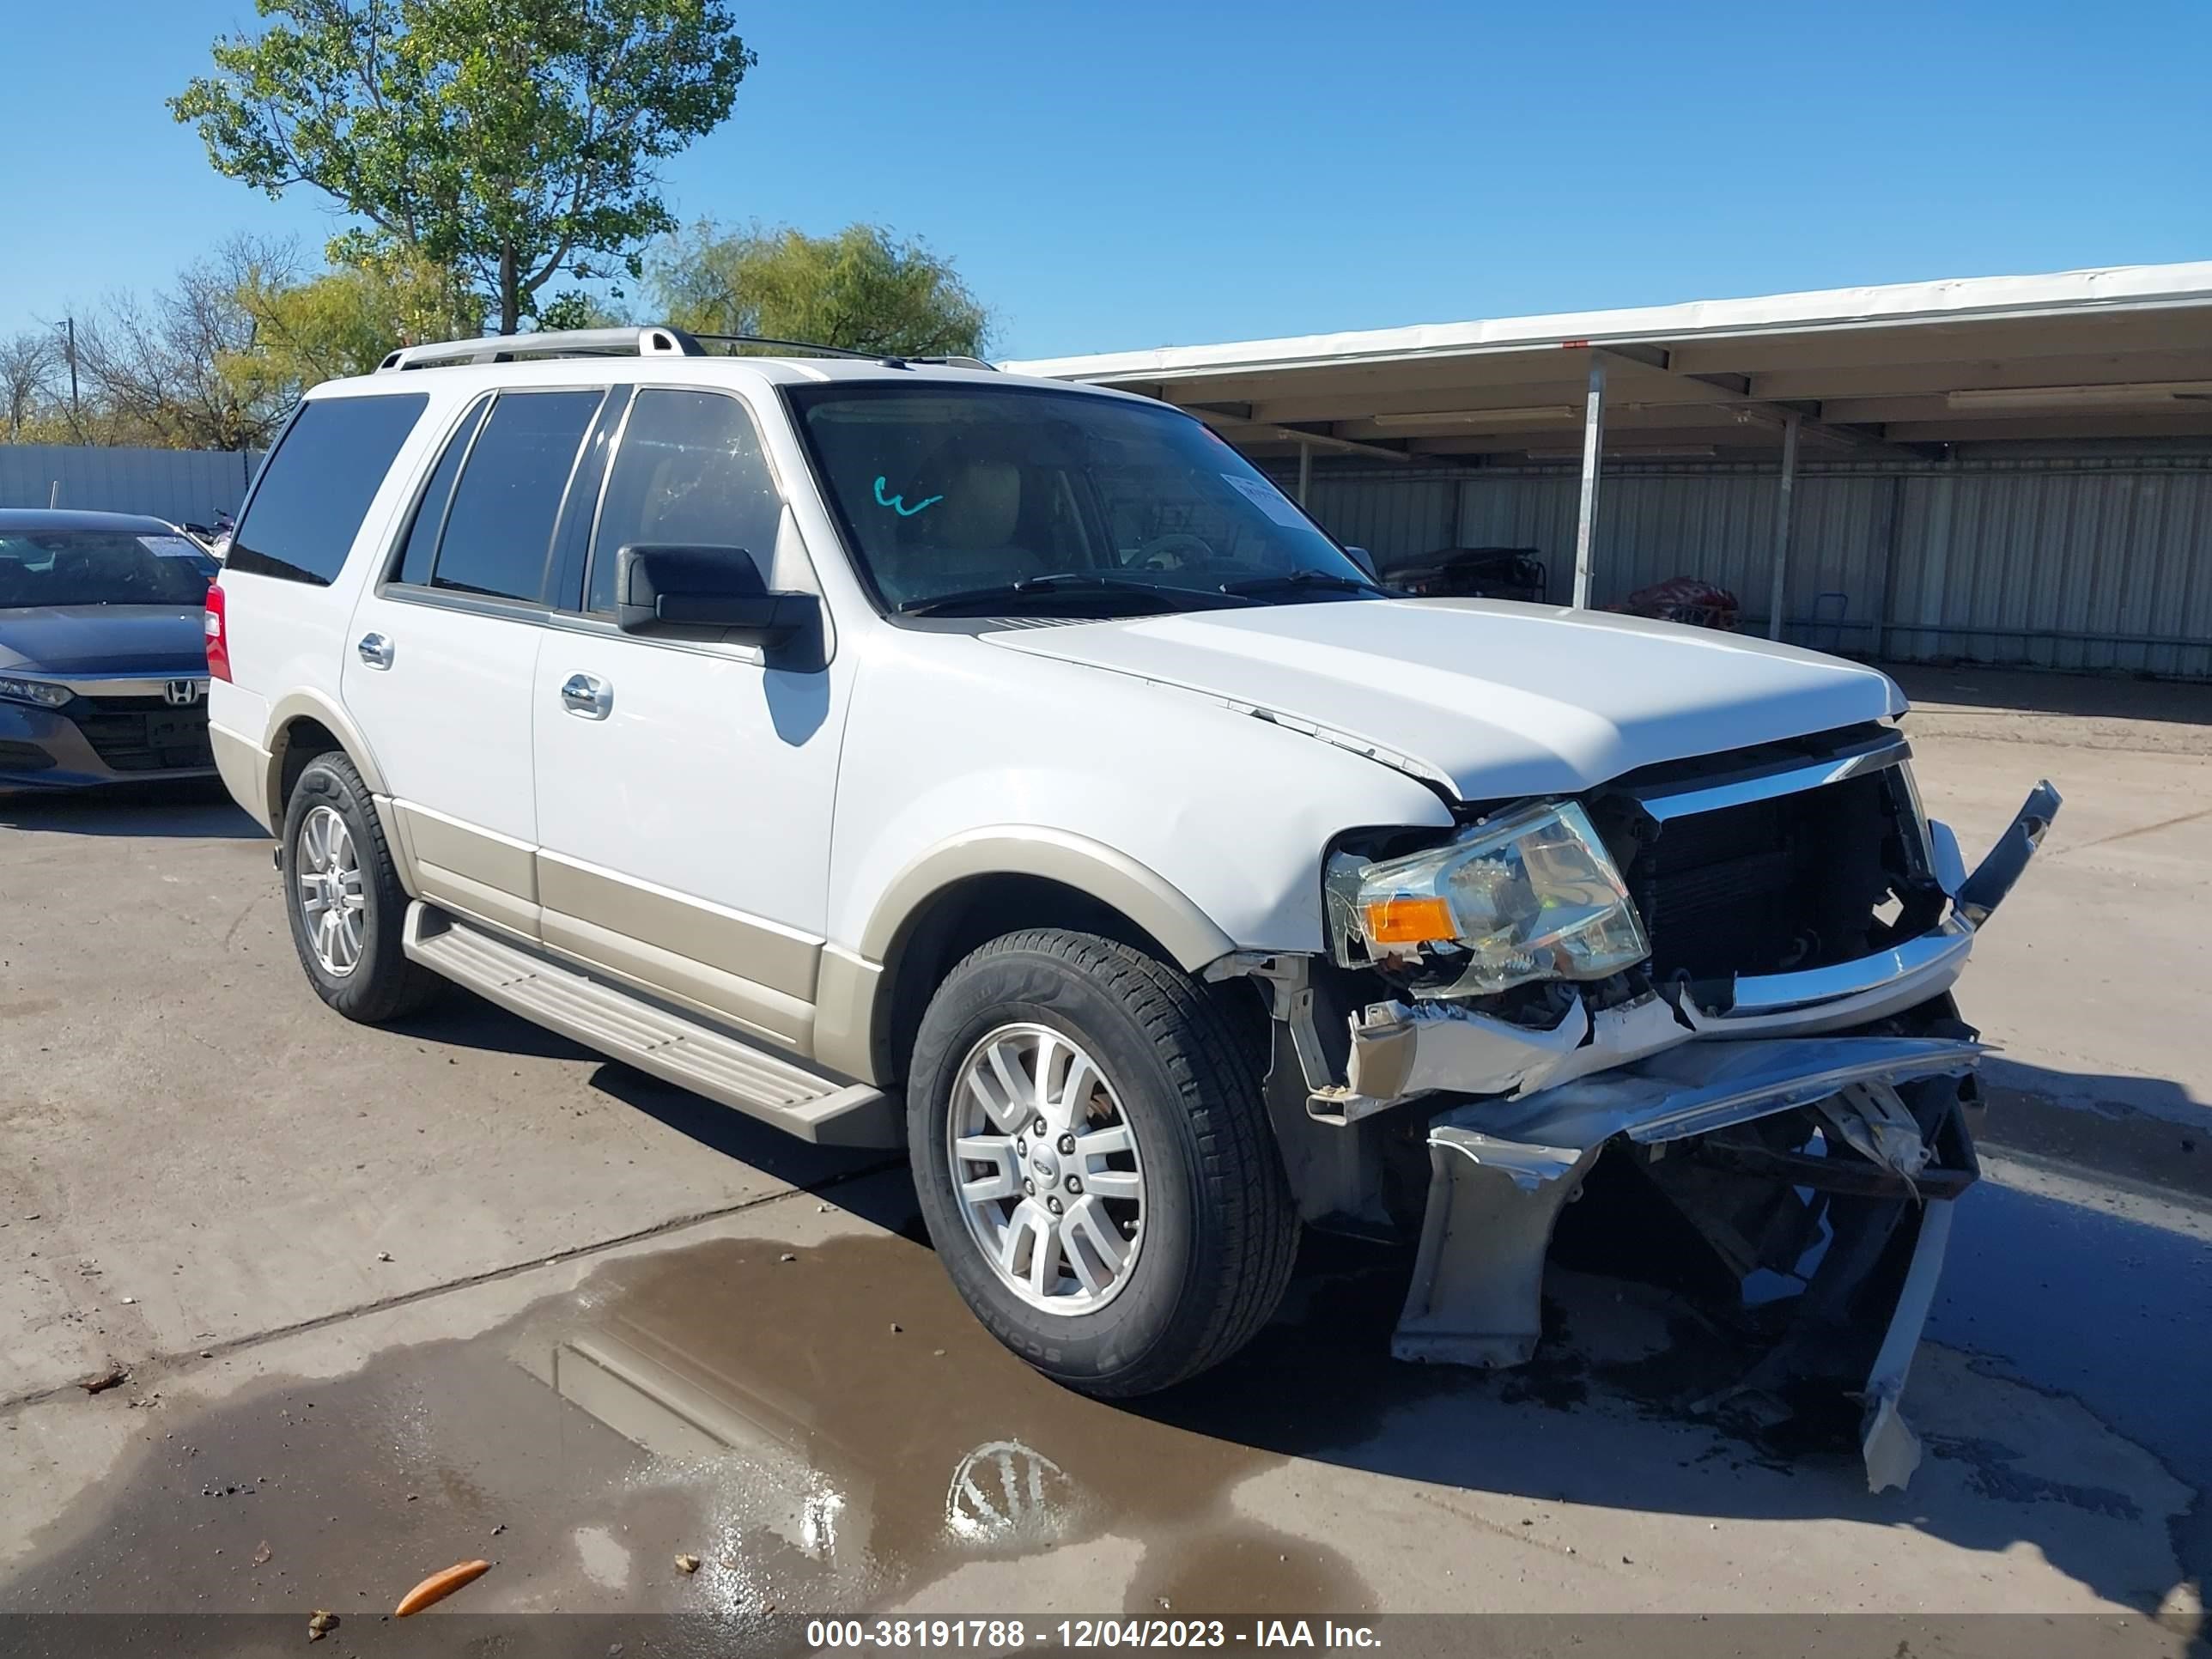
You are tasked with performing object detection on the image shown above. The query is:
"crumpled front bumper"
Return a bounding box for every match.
[1395,1035,1980,1492]
[1373,781,2060,1492]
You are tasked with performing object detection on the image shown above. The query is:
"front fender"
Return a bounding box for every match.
[826,635,1455,967]
[860,826,1237,974]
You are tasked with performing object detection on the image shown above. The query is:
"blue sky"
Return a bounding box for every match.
[3,1,2207,359]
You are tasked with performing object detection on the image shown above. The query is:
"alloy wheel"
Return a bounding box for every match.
[295,804,367,977]
[946,1023,1146,1315]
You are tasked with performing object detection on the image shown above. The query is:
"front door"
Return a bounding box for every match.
[530,386,849,1052]
[344,387,609,941]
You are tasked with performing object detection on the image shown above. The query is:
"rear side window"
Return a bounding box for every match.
[229,393,428,585]
[431,390,603,603]
[392,399,489,587]
[586,389,783,614]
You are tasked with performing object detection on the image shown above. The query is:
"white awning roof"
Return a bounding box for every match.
[1005,263,2212,462]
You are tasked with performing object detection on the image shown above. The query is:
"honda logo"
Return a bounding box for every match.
[164,679,206,707]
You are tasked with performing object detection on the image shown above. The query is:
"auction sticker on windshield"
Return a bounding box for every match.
[1221,473,1306,528]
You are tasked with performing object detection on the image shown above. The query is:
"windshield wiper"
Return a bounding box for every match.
[897,573,1249,617]
[1217,570,1389,600]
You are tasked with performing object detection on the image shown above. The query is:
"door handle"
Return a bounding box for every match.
[356,632,394,670]
[561,672,613,720]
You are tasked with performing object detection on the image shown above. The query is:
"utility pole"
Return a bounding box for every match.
[60,317,80,434]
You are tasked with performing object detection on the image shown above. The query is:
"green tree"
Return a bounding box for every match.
[652,222,994,358]
[240,250,485,384]
[531,289,629,331]
[171,0,756,335]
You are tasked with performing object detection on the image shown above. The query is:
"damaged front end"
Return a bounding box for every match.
[1397,1035,1980,1493]
[1228,729,2058,1492]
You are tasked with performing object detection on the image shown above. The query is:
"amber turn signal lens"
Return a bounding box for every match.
[1362,895,1455,945]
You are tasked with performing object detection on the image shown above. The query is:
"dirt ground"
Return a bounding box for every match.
[1,664,2206,1651]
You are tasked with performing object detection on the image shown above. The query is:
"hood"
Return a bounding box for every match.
[0,605,211,678]
[981,599,1905,801]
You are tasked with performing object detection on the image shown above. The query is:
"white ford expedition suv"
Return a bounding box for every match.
[208,327,2056,1487]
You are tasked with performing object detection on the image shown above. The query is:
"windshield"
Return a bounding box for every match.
[787,383,1374,612]
[0,530,218,609]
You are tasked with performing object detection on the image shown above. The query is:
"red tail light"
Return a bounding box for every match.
[204,580,232,683]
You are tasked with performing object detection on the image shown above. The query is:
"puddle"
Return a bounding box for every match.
[0,1225,1376,1628]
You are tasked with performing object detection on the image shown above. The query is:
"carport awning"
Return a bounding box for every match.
[1004,263,2212,462]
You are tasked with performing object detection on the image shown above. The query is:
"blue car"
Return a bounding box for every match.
[0,508,222,791]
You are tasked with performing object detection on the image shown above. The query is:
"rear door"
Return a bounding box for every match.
[343,386,614,942]
[530,385,849,1053]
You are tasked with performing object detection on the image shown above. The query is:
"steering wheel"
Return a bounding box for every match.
[1132,532,1215,571]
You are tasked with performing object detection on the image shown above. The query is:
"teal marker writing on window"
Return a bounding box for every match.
[874,476,944,517]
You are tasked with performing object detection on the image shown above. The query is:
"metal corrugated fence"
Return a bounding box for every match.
[0,446,258,526]
[1278,454,2212,678]
[14,441,2204,678]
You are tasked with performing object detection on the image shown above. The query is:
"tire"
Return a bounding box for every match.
[908,929,1298,1395]
[279,750,440,1024]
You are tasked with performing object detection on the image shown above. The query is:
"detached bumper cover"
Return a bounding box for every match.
[1395,1035,1983,1492]
[1376,781,2058,1493]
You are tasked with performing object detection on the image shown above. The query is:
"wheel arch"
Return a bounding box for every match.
[262,690,390,826]
[824,830,1240,1088]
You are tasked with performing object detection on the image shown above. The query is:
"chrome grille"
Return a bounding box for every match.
[1606,744,1940,989]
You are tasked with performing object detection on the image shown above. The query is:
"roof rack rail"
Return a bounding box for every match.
[375,326,700,372]
[375,325,1000,374]
[649,332,998,370]
[684,331,877,361]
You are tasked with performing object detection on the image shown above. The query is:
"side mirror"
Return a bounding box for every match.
[1342,544,1379,580]
[615,544,819,649]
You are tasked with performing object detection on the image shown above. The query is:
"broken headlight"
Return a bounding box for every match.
[1329,800,1650,998]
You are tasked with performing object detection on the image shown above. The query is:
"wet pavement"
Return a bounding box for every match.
[0,1213,1391,1626]
[3,1157,2203,1648]
[0,1209,1386,1655]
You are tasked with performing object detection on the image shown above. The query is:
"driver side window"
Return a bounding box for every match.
[587,388,782,615]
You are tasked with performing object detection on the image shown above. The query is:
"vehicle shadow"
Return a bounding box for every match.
[0,778,263,839]
[398,987,902,1193]
[586,1056,893,1193]
[381,986,603,1063]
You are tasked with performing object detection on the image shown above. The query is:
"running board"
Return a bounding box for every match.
[402,903,899,1148]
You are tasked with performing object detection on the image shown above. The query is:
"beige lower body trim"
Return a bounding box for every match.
[393,803,540,942]
[542,908,814,1052]
[537,853,819,1000]
[210,724,275,835]
[379,811,830,1058]
[812,945,885,1085]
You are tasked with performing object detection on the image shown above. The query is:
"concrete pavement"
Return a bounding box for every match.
[1,670,2206,1634]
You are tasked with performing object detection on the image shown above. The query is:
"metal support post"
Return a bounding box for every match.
[1571,356,1606,607]
[1767,412,1801,641]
